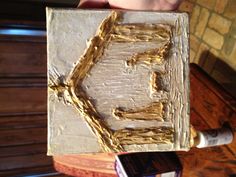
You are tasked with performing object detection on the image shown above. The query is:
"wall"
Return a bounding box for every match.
[178,0,236,97]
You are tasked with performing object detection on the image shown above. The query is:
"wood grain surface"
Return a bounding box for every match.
[0,32,67,176]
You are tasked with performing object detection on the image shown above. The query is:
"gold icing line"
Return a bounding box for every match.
[69,87,124,152]
[111,24,171,42]
[68,11,121,86]
[113,102,164,121]
[114,127,174,145]
[68,11,124,152]
[150,71,159,93]
[126,41,171,66]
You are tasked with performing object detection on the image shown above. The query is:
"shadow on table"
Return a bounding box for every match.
[197,50,236,98]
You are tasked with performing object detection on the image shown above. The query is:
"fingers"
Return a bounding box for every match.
[108,0,159,10]
[78,0,181,10]
[78,0,108,8]
[158,0,182,10]
[108,0,181,10]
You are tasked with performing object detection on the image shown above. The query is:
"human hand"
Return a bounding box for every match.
[79,0,182,10]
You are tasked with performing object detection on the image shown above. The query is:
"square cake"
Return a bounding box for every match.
[47,8,190,155]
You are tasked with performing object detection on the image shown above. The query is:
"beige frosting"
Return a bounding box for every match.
[47,9,190,154]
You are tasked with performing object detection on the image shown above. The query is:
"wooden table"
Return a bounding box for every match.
[53,64,236,177]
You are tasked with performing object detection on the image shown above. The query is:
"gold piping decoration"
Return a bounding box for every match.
[49,11,173,152]
[114,127,174,145]
[67,11,124,152]
[111,24,171,42]
[150,71,159,93]
[113,102,164,121]
[126,41,171,66]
